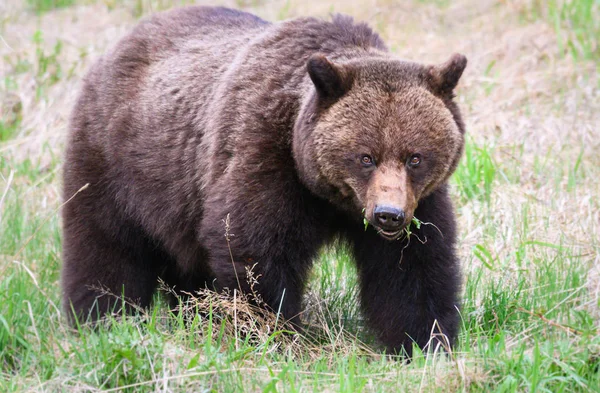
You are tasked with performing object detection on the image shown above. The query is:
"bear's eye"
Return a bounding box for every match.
[360,154,375,166]
[408,154,422,167]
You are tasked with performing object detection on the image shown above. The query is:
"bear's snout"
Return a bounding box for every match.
[364,165,416,239]
[373,205,405,231]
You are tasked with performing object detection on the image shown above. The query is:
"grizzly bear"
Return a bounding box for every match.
[62,6,467,356]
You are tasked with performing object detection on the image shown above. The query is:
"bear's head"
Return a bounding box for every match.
[293,53,467,240]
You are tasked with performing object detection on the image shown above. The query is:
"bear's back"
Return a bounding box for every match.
[74,6,269,141]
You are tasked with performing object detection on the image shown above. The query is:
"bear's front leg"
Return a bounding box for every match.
[351,188,461,357]
[199,188,328,328]
[206,242,312,327]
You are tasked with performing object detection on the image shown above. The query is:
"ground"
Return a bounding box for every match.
[0,0,599,391]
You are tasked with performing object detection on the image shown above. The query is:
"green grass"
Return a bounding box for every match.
[0,121,20,142]
[462,241,600,391]
[416,0,450,7]
[32,31,64,100]
[550,0,599,60]
[452,137,496,205]
[27,0,75,14]
[1,0,600,391]
[528,0,600,60]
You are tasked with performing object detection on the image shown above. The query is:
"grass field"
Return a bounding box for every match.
[1,0,599,391]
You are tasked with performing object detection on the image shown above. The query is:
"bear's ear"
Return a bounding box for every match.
[307,54,352,101]
[427,53,467,95]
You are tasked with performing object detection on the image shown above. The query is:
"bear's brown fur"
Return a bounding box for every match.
[62,6,467,356]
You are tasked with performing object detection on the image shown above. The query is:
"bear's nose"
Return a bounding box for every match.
[373,205,405,230]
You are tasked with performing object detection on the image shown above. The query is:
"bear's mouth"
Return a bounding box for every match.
[375,227,403,241]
